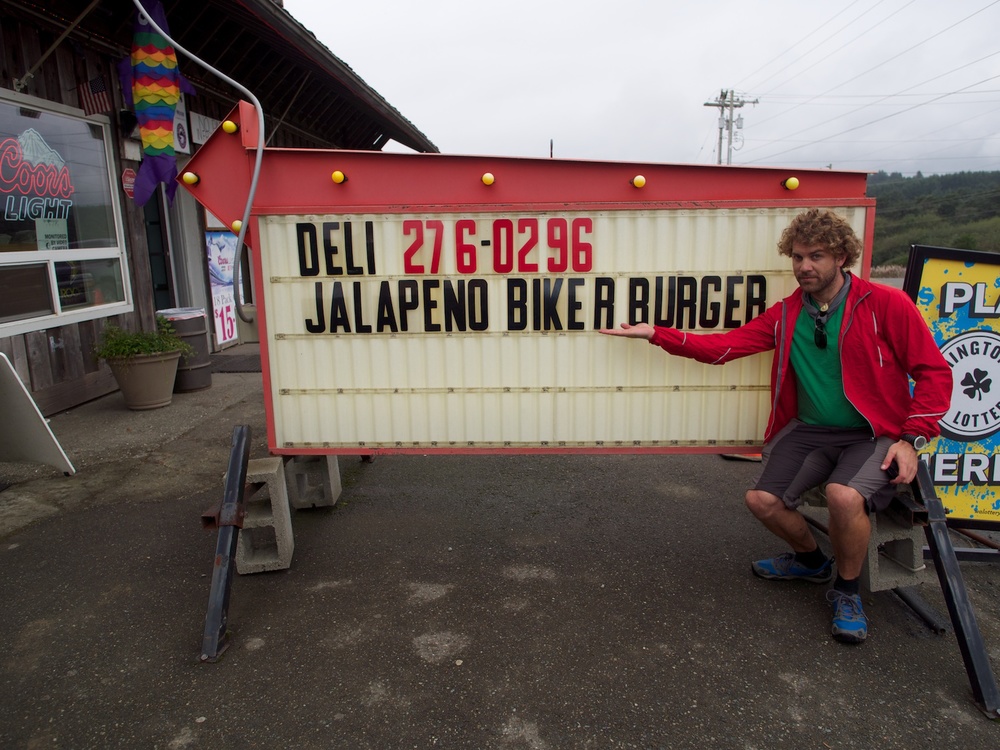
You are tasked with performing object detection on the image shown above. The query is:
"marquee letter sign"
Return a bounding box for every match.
[179,102,874,457]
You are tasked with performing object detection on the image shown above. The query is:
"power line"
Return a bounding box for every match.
[744,72,1000,165]
[736,1,1000,170]
[813,0,1000,96]
[760,88,1000,102]
[746,3,999,135]
[736,0,865,91]
[754,0,917,98]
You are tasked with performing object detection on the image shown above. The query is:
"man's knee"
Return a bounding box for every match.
[824,483,867,517]
[746,489,784,519]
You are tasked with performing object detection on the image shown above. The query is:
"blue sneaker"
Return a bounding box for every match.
[827,590,868,644]
[751,552,834,583]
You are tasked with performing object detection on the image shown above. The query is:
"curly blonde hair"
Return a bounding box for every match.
[777,209,862,269]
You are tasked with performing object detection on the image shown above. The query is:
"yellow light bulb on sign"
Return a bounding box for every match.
[181,171,199,185]
[231,220,242,233]
[332,170,346,184]
[783,176,800,190]
[482,172,495,186]
[631,175,646,188]
[222,120,239,134]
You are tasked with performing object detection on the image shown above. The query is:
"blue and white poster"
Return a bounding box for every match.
[206,230,238,346]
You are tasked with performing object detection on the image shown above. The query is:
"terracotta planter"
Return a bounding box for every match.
[107,351,182,410]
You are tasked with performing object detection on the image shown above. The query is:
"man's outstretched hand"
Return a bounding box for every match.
[598,322,655,340]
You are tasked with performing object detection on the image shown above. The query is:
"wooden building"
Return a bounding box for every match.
[0,0,436,414]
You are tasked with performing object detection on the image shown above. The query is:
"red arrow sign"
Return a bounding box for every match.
[177,101,870,229]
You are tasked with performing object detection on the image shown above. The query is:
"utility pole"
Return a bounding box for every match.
[703,89,757,165]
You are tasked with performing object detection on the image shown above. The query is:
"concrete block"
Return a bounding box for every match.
[863,511,931,592]
[284,455,342,509]
[800,485,930,592]
[236,457,294,574]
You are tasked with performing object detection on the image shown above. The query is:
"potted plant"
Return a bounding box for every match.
[94,316,194,410]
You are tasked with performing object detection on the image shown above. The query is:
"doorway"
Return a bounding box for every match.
[142,189,176,312]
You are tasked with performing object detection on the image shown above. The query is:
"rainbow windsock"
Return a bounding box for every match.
[118,1,194,206]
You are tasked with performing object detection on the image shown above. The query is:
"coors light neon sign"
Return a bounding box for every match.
[0,128,74,221]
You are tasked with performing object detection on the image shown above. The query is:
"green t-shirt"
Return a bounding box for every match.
[790,305,868,429]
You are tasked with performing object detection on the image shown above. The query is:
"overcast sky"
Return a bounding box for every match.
[283,0,1000,176]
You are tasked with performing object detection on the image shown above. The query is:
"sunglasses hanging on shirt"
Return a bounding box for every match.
[814,317,828,349]
[802,273,851,351]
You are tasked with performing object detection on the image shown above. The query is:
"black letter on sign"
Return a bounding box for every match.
[593,277,615,329]
[329,281,351,332]
[724,276,744,328]
[508,279,527,331]
[653,276,675,327]
[398,280,419,332]
[297,223,319,276]
[628,278,650,325]
[676,277,697,330]
[543,278,563,330]
[469,279,489,331]
[443,280,467,332]
[365,221,377,275]
[376,281,398,332]
[305,281,325,333]
[353,282,372,333]
[567,278,584,330]
[423,279,441,332]
[699,276,722,329]
[745,275,768,323]
[344,221,364,275]
[531,278,542,330]
[322,222,343,275]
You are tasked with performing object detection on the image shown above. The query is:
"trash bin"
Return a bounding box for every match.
[156,307,212,392]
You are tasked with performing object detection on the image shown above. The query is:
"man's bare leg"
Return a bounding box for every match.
[745,488,834,582]
[745,488,818,553]
[823,483,870,580]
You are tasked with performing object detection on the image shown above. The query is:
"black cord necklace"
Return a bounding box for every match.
[802,273,851,350]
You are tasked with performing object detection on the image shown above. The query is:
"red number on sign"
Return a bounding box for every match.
[517,218,539,272]
[426,219,443,274]
[403,220,444,274]
[456,219,477,273]
[493,219,514,273]
[546,218,568,272]
[403,219,423,273]
[572,217,593,272]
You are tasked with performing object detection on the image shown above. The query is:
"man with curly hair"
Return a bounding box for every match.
[601,208,952,644]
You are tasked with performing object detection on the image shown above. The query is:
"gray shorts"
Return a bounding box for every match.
[755,419,897,512]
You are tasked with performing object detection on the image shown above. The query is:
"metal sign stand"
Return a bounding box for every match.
[913,462,1000,718]
[199,425,251,663]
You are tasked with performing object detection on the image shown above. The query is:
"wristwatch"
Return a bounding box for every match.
[901,433,928,450]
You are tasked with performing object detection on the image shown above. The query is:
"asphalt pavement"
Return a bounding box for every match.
[2,346,1000,748]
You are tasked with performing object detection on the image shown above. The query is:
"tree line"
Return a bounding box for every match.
[867,170,1000,267]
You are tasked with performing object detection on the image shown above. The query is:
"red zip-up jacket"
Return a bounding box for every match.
[648,273,952,443]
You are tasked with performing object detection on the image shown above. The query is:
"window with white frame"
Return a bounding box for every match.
[0,91,131,336]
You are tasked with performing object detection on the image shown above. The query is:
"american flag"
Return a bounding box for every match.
[77,75,113,116]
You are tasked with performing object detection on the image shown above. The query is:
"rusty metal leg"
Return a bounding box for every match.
[914,462,1000,717]
[200,425,251,663]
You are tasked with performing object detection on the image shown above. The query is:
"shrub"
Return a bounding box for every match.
[94,316,194,360]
